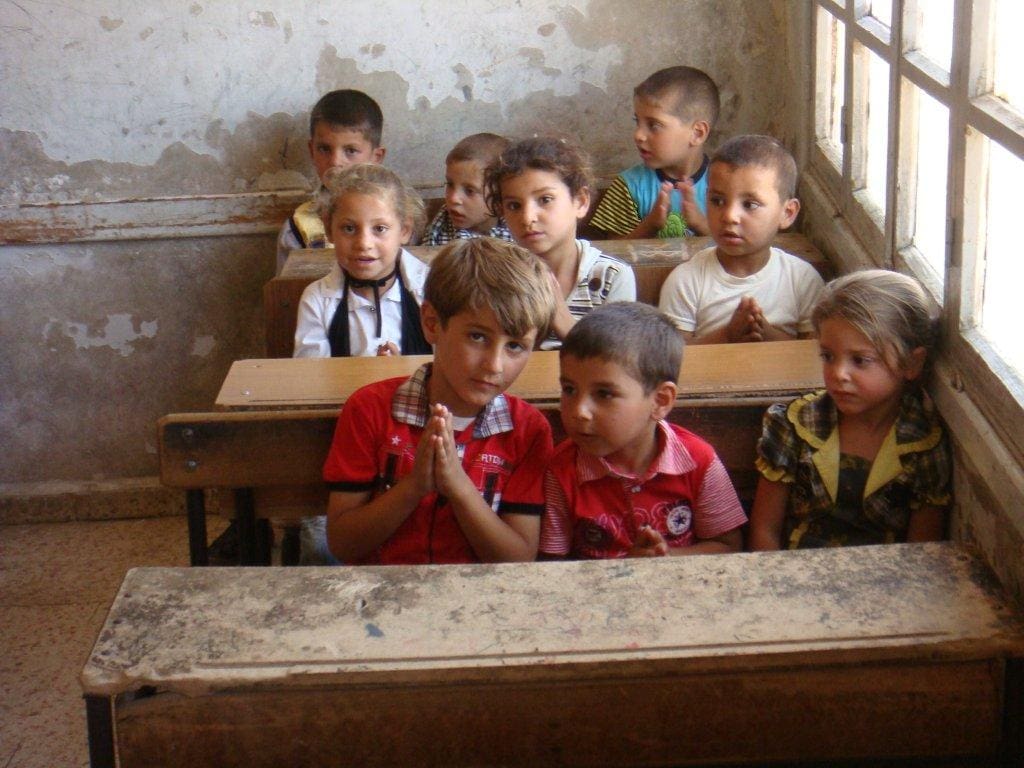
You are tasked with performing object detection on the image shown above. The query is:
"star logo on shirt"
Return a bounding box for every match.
[390,435,402,446]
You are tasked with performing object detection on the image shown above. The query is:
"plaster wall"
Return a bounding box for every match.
[0,0,795,516]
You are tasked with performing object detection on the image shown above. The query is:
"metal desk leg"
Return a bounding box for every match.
[186,489,208,566]
[85,695,115,768]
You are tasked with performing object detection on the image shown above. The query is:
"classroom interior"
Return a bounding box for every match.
[2,1,1023,766]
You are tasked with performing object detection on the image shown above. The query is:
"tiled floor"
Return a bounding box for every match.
[0,515,228,768]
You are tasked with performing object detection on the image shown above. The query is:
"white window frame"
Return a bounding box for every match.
[808,0,1024,464]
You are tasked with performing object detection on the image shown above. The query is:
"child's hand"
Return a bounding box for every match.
[376,341,400,356]
[725,297,764,343]
[409,414,438,496]
[676,179,708,235]
[430,405,470,497]
[639,181,673,234]
[628,525,669,557]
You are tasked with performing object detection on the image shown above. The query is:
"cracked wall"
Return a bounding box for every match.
[0,0,797,495]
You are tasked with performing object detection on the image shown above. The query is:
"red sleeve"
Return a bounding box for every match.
[539,442,577,555]
[322,381,390,492]
[497,402,553,516]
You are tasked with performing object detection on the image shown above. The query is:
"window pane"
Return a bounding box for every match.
[994,0,1023,113]
[869,0,892,27]
[981,140,1024,371]
[911,86,949,284]
[914,0,953,73]
[815,6,845,166]
[864,48,890,211]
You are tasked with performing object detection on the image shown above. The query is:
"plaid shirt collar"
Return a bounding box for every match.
[793,389,938,449]
[391,363,513,438]
[575,421,695,483]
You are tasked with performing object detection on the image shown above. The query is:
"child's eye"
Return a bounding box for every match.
[819,351,833,363]
[373,225,389,234]
[560,383,576,397]
[345,148,360,157]
[852,354,874,367]
[504,200,521,212]
[506,341,526,354]
[463,187,478,197]
[341,224,356,234]
[468,331,487,343]
[596,388,616,400]
[539,195,554,205]
[743,200,761,211]
[708,195,724,207]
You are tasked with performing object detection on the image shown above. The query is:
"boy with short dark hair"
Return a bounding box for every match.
[424,132,513,245]
[540,302,746,559]
[590,66,720,239]
[324,237,558,564]
[659,134,825,344]
[276,89,386,273]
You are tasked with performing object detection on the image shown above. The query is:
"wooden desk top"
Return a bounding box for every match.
[215,339,824,409]
[278,232,827,280]
[81,543,1024,697]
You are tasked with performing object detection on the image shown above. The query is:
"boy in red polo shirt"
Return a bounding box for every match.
[324,238,557,565]
[541,302,746,559]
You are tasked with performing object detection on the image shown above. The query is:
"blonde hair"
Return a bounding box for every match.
[317,163,426,238]
[424,238,556,340]
[812,270,938,380]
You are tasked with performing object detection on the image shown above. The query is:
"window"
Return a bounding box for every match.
[810,0,1024,461]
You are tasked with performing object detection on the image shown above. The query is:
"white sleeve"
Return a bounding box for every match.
[293,283,335,359]
[794,262,826,334]
[605,260,637,303]
[658,262,699,332]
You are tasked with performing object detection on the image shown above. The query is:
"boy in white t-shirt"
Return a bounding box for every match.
[658,135,824,343]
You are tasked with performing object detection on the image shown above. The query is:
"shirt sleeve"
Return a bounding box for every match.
[322,386,383,492]
[909,425,952,509]
[539,469,573,556]
[794,261,826,334]
[423,208,448,246]
[755,402,799,483]
[657,261,699,333]
[692,455,748,540]
[496,406,553,517]
[293,282,335,359]
[604,260,637,303]
[589,176,640,236]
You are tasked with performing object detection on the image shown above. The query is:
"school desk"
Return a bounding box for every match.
[262,233,832,358]
[81,542,1024,767]
[215,339,824,409]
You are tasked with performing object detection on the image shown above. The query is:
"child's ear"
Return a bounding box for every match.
[779,197,800,230]
[372,146,386,164]
[690,120,711,147]
[573,187,592,220]
[400,217,413,245]
[651,381,677,420]
[420,301,441,344]
[904,346,927,381]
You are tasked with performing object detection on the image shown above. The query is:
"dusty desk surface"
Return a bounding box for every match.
[279,232,827,278]
[80,543,1024,767]
[216,338,824,409]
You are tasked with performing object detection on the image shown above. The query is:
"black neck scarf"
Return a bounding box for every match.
[327,258,431,357]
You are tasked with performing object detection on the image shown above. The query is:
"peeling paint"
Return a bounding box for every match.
[191,335,217,358]
[190,4,203,16]
[99,16,123,32]
[538,23,557,36]
[249,11,278,29]
[45,315,158,357]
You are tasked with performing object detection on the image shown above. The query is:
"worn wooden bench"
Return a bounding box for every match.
[81,543,1024,767]
[159,342,823,565]
[263,233,832,358]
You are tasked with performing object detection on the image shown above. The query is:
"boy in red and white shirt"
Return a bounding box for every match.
[541,302,746,559]
[324,238,557,565]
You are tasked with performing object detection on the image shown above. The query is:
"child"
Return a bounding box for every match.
[423,133,513,245]
[658,135,825,344]
[485,136,636,349]
[540,302,747,559]
[589,66,719,239]
[293,164,430,359]
[748,270,951,550]
[276,89,386,274]
[324,237,558,565]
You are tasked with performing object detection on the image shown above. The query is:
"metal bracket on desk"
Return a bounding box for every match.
[85,695,115,768]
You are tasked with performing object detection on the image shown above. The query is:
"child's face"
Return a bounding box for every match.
[818,318,920,422]
[706,162,799,264]
[559,354,672,473]
[329,191,411,283]
[309,123,384,183]
[633,96,706,178]
[500,169,590,265]
[444,160,493,234]
[421,304,537,418]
